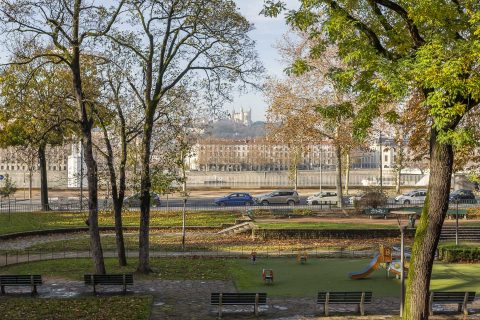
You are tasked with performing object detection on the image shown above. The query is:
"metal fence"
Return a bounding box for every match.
[0,198,478,214]
[0,246,386,267]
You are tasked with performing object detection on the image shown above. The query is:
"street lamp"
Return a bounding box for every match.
[182,196,187,250]
[319,145,323,193]
[379,132,383,193]
[455,199,460,246]
[391,210,415,318]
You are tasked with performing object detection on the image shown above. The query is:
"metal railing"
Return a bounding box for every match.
[0,198,478,214]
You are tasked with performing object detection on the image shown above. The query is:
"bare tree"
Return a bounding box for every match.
[0,0,126,274]
[107,0,262,273]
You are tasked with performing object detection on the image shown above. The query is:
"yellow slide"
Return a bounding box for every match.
[348,253,382,280]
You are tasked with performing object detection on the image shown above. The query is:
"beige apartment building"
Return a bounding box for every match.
[187,138,395,172]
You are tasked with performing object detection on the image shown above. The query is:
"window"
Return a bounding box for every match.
[384,155,388,161]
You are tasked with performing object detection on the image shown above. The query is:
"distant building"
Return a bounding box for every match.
[230,107,252,126]
[67,141,88,188]
[187,137,403,172]
[0,145,69,189]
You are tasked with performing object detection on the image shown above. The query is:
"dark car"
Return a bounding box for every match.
[124,192,161,208]
[214,193,254,206]
[449,189,476,203]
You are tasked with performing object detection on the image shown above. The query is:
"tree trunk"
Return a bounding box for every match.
[396,169,401,195]
[70,7,105,273]
[138,105,155,274]
[82,135,106,274]
[344,152,350,195]
[335,144,343,208]
[99,101,128,266]
[404,128,454,319]
[38,144,50,211]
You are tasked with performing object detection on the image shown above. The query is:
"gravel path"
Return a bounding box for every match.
[0,278,478,319]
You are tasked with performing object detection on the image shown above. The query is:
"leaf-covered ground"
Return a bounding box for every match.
[0,257,235,281]
[0,210,239,234]
[0,296,152,320]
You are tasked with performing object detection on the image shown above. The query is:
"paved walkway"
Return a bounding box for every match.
[0,278,479,319]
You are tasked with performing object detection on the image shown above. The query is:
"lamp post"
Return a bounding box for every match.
[182,197,187,250]
[319,145,323,193]
[392,210,414,318]
[455,199,459,246]
[379,132,383,193]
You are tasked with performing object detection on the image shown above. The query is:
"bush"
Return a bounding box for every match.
[438,245,480,263]
[354,187,387,209]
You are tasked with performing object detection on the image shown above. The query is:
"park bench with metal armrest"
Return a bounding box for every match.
[84,273,133,294]
[429,291,476,315]
[317,291,373,316]
[0,274,42,295]
[211,292,267,318]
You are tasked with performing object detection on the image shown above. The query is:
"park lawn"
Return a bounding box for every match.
[0,210,240,234]
[256,221,398,229]
[0,296,152,320]
[0,257,234,281]
[228,258,480,298]
[2,257,478,299]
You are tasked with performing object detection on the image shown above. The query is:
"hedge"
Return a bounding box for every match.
[438,245,480,263]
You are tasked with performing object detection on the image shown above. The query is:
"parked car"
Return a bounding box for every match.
[394,189,427,205]
[350,191,387,208]
[254,190,300,206]
[124,192,161,208]
[307,192,338,205]
[449,189,476,202]
[214,193,254,206]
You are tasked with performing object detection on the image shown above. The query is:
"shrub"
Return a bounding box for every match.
[438,245,480,263]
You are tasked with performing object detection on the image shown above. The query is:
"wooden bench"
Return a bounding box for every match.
[317,291,372,316]
[0,275,42,295]
[84,274,133,294]
[364,207,389,219]
[429,291,476,315]
[211,292,267,318]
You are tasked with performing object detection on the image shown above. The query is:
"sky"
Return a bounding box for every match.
[0,0,298,122]
[229,0,299,122]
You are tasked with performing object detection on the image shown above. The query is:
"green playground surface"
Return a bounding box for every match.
[229,257,480,298]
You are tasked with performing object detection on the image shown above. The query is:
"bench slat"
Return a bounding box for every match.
[211,293,267,305]
[432,291,475,303]
[317,291,373,304]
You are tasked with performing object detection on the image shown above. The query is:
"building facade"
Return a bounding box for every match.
[187,138,399,172]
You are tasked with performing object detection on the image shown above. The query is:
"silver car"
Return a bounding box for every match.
[255,190,300,206]
[307,192,338,205]
[395,189,427,205]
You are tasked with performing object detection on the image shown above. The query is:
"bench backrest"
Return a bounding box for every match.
[364,208,389,215]
[317,292,373,304]
[0,275,42,285]
[211,293,267,305]
[84,274,133,285]
[431,292,476,303]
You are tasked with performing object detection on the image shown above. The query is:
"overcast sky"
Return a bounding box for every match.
[230,0,299,122]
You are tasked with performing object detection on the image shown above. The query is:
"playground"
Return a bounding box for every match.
[231,256,480,298]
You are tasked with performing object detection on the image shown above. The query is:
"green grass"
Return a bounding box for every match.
[0,296,152,320]
[2,257,478,299]
[0,210,240,234]
[229,258,480,298]
[0,257,234,281]
[256,222,397,229]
